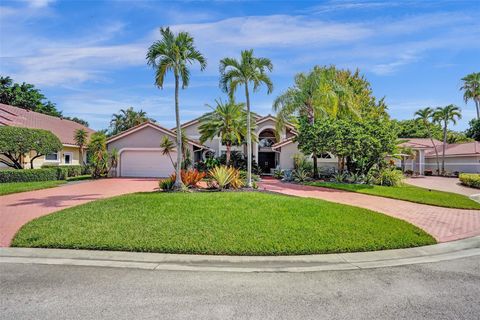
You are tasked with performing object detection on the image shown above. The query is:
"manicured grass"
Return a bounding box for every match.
[12,192,435,255]
[0,180,65,196]
[306,181,480,210]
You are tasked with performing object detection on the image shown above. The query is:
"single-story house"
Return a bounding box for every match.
[106,114,337,178]
[397,138,480,174]
[0,103,94,168]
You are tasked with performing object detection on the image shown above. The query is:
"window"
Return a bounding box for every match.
[45,153,58,161]
[318,153,332,159]
[63,152,73,165]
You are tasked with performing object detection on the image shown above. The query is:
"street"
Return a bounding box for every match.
[1,256,479,319]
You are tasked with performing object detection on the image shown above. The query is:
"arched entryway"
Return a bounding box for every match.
[258,129,279,174]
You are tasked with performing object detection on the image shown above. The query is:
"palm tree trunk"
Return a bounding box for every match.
[441,122,447,175]
[226,143,231,165]
[245,84,252,187]
[476,99,480,120]
[426,124,440,175]
[174,72,183,189]
[308,116,318,179]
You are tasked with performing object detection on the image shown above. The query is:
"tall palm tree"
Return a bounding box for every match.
[414,107,440,175]
[273,66,356,177]
[74,129,88,166]
[147,27,206,189]
[219,49,273,187]
[199,99,254,165]
[433,105,462,174]
[460,72,480,119]
[110,107,149,135]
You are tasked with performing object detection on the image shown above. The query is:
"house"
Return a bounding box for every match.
[397,138,480,174]
[0,103,94,168]
[106,114,337,177]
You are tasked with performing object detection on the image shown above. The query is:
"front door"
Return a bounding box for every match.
[258,152,276,174]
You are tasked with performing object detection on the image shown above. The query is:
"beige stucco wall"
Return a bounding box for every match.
[0,146,82,169]
[425,156,480,173]
[277,141,338,170]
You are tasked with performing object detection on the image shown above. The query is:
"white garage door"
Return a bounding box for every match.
[120,150,176,178]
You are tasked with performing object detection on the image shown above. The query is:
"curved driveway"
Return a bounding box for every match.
[0,178,158,247]
[259,179,480,243]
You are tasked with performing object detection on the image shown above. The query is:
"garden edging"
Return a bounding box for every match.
[1,236,479,273]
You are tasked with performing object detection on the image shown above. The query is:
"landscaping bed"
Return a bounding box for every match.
[12,192,435,255]
[305,181,480,210]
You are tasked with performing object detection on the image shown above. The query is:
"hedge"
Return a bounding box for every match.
[459,173,480,189]
[0,168,59,183]
[42,165,86,177]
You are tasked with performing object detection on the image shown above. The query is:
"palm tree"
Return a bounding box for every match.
[160,136,175,168]
[460,72,480,119]
[199,99,250,165]
[74,128,88,166]
[110,107,149,135]
[219,49,273,187]
[433,105,462,174]
[147,27,206,189]
[414,107,440,175]
[273,66,356,177]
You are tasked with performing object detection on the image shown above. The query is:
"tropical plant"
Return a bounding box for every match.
[273,169,284,179]
[159,177,175,191]
[433,105,462,174]
[199,98,252,165]
[375,168,404,187]
[459,173,480,189]
[74,129,88,166]
[170,169,206,187]
[333,172,347,183]
[87,132,109,178]
[414,107,440,174]
[273,66,359,178]
[160,136,175,167]
[147,27,206,189]
[219,49,273,187]
[208,166,242,190]
[293,168,310,182]
[460,72,480,119]
[108,148,119,176]
[109,107,150,136]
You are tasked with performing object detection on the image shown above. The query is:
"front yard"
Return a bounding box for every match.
[306,181,480,210]
[12,192,435,255]
[0,180,65,196]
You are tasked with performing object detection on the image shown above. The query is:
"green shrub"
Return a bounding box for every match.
[42,165,83,177]
[375,168,404,187]
[0,168,59,182]
[459,173,480,189]
[159,178,175,191]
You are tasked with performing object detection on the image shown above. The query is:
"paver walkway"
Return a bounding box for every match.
[405,176,480,196]
[259,179,480,243]
[0,178,158,247]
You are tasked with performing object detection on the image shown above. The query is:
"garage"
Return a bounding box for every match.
[120,150,176,178]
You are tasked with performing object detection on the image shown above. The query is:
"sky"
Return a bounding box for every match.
[0,0,479,131]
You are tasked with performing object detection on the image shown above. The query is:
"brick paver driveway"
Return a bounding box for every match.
[259,179,480,243]
[0,178,158,247]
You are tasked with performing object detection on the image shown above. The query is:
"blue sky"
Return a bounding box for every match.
[1,0,479,131]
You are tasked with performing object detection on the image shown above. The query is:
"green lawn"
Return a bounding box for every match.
[0,180,66,196]
[12,192,435,255]
[306,181,480,210]
[0,175,92,196]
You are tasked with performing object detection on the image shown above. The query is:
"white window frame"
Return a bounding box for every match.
[44,152,60,162]
[63,152,73,165]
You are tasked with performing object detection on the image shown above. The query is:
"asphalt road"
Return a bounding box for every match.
[1,256,480,320]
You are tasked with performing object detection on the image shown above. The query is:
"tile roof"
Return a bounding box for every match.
[398,138,443,149]
[0,103,94,145]
[425,141,480,157]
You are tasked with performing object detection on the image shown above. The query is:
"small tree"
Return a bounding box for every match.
[433,105,462,174]
[87,132,108,178]
[460,72,480,119]
[160,136,175,168]
[0,127,62,169]
[74,128,88,166]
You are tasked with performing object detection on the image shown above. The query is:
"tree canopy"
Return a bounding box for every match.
[466,119,480,141]
[109,107,152,136]
[0,126,62,169]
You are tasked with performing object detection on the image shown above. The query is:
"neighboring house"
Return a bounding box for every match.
[397,138,480,174]
[106,121,207,177]
[0,103,94,169]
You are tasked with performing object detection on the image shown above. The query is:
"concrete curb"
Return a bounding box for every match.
[1,236,479,273]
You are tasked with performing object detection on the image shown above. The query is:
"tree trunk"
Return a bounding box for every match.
[245,84,252,187]
[476,99,480,120]
[441,122,447,175]
[174,73,183,189]
[79,147,83,166]
[226,143,231,166]
[426,124,440,175]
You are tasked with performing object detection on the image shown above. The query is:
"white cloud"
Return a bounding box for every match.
[25,0,55,8]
